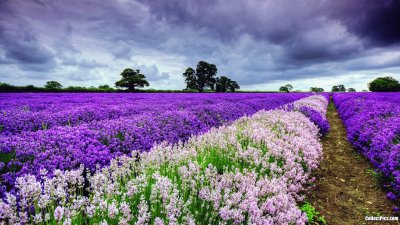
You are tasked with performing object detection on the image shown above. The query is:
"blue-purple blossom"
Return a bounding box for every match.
[334,92,400,208]
[0,93,311,192]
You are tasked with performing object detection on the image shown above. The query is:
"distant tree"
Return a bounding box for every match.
[115,68,149,91]
[331,84,346,92]
[98,84,110,89]
[182,67,196,90]
[279,84,293,93]
[310,87,324,92]
[285,84,293,92]
[45,81,63,89]
[368,76,400,92]
[182,61,217,92]
[347,88,356,92]
[279,86,289,92]
[229,80,240,92]
[65,86,87,91]
[215,76,240,92]
[215,76,231,92]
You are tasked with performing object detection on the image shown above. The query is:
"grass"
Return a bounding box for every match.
[301,202,326,224]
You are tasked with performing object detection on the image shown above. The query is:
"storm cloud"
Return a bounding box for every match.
[0,0,399,91]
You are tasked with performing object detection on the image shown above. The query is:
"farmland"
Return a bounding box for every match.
[0,92,399,224]
[334,93,400,208]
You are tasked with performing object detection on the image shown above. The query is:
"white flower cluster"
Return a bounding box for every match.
[0,95,328,225]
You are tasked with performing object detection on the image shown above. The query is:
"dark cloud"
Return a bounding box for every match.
[328,0,400,46]
[0,20,56,71]
[0,0,399,89]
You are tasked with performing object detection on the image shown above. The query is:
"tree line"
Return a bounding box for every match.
[0,60,241,93]
[1,63,399,92]
[114,61,240,92]
[182,61,240,92]
[279,76,400,93]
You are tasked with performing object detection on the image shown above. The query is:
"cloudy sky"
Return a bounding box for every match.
[1,0,399,91]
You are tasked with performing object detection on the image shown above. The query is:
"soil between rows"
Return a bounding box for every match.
[307,100,397,224]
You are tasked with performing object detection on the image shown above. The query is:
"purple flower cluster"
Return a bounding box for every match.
[0,93,310,193]
[280,94,330,137]
[333,92,400,205]
[298,106,330,137]
[0,95,327,224]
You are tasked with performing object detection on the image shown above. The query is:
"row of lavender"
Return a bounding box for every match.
[333,93,400,207]
[0,95,329,224]
[1,93,312,135]
[0,93,311,193]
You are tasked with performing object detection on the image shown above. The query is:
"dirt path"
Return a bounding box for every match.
[308,100,397,224]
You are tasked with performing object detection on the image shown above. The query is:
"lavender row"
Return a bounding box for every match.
[0,93,310,192]
[0,95,328,224]
[0,93,311,135]
[333,93,400,207]
[281,93,330,137]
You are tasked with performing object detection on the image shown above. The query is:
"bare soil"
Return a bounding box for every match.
[308,100,398,225]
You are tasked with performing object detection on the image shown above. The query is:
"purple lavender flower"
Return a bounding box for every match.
[298,106,330,137]
[334,92,400,207]
[0,93,311,191]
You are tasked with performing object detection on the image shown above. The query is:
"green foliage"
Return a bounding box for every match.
[44,81,63,89]
[98,84,113,90]
[182,61,217,92]
[279,84,293,93]
[368,76,400,92]
[300,202,326,224]
[115,68,150,91]
[183,67,197,90]
[310,87,324,92]
[366,169,383,182]
[215,76,240,92]
[347,87,356,92]
[0,151,15,165]
[229,80,240,92]
[331,84,346,92]
[279,86,289,92]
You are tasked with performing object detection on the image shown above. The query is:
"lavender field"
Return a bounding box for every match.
[0,93,333,224]
[334,93,400,209]
[2,0,400,223]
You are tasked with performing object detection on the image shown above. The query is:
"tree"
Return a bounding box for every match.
[229,81,240,92]
[331,84,346,92]
[182,68,196,90]
[182,61,217,92]
[115,68,149,91]
[347,88,356,92]
[368,76,400,92]
[215,76,240,92]
[279,84,293,93]
[45,81,62,89]
[310,87,324,92]
[279,86,289,92]
[98,85,111,89]
[285,84,293,92]
[215,76,230,92]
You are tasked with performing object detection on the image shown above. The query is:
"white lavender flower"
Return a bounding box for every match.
[54,206,64,222]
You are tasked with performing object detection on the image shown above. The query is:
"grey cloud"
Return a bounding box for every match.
[0,24,56,71]
[110,41,134,60]
[0,4,57,72]
[1,0,399,89]
[137,64,170,81]
[61,57,108,68]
